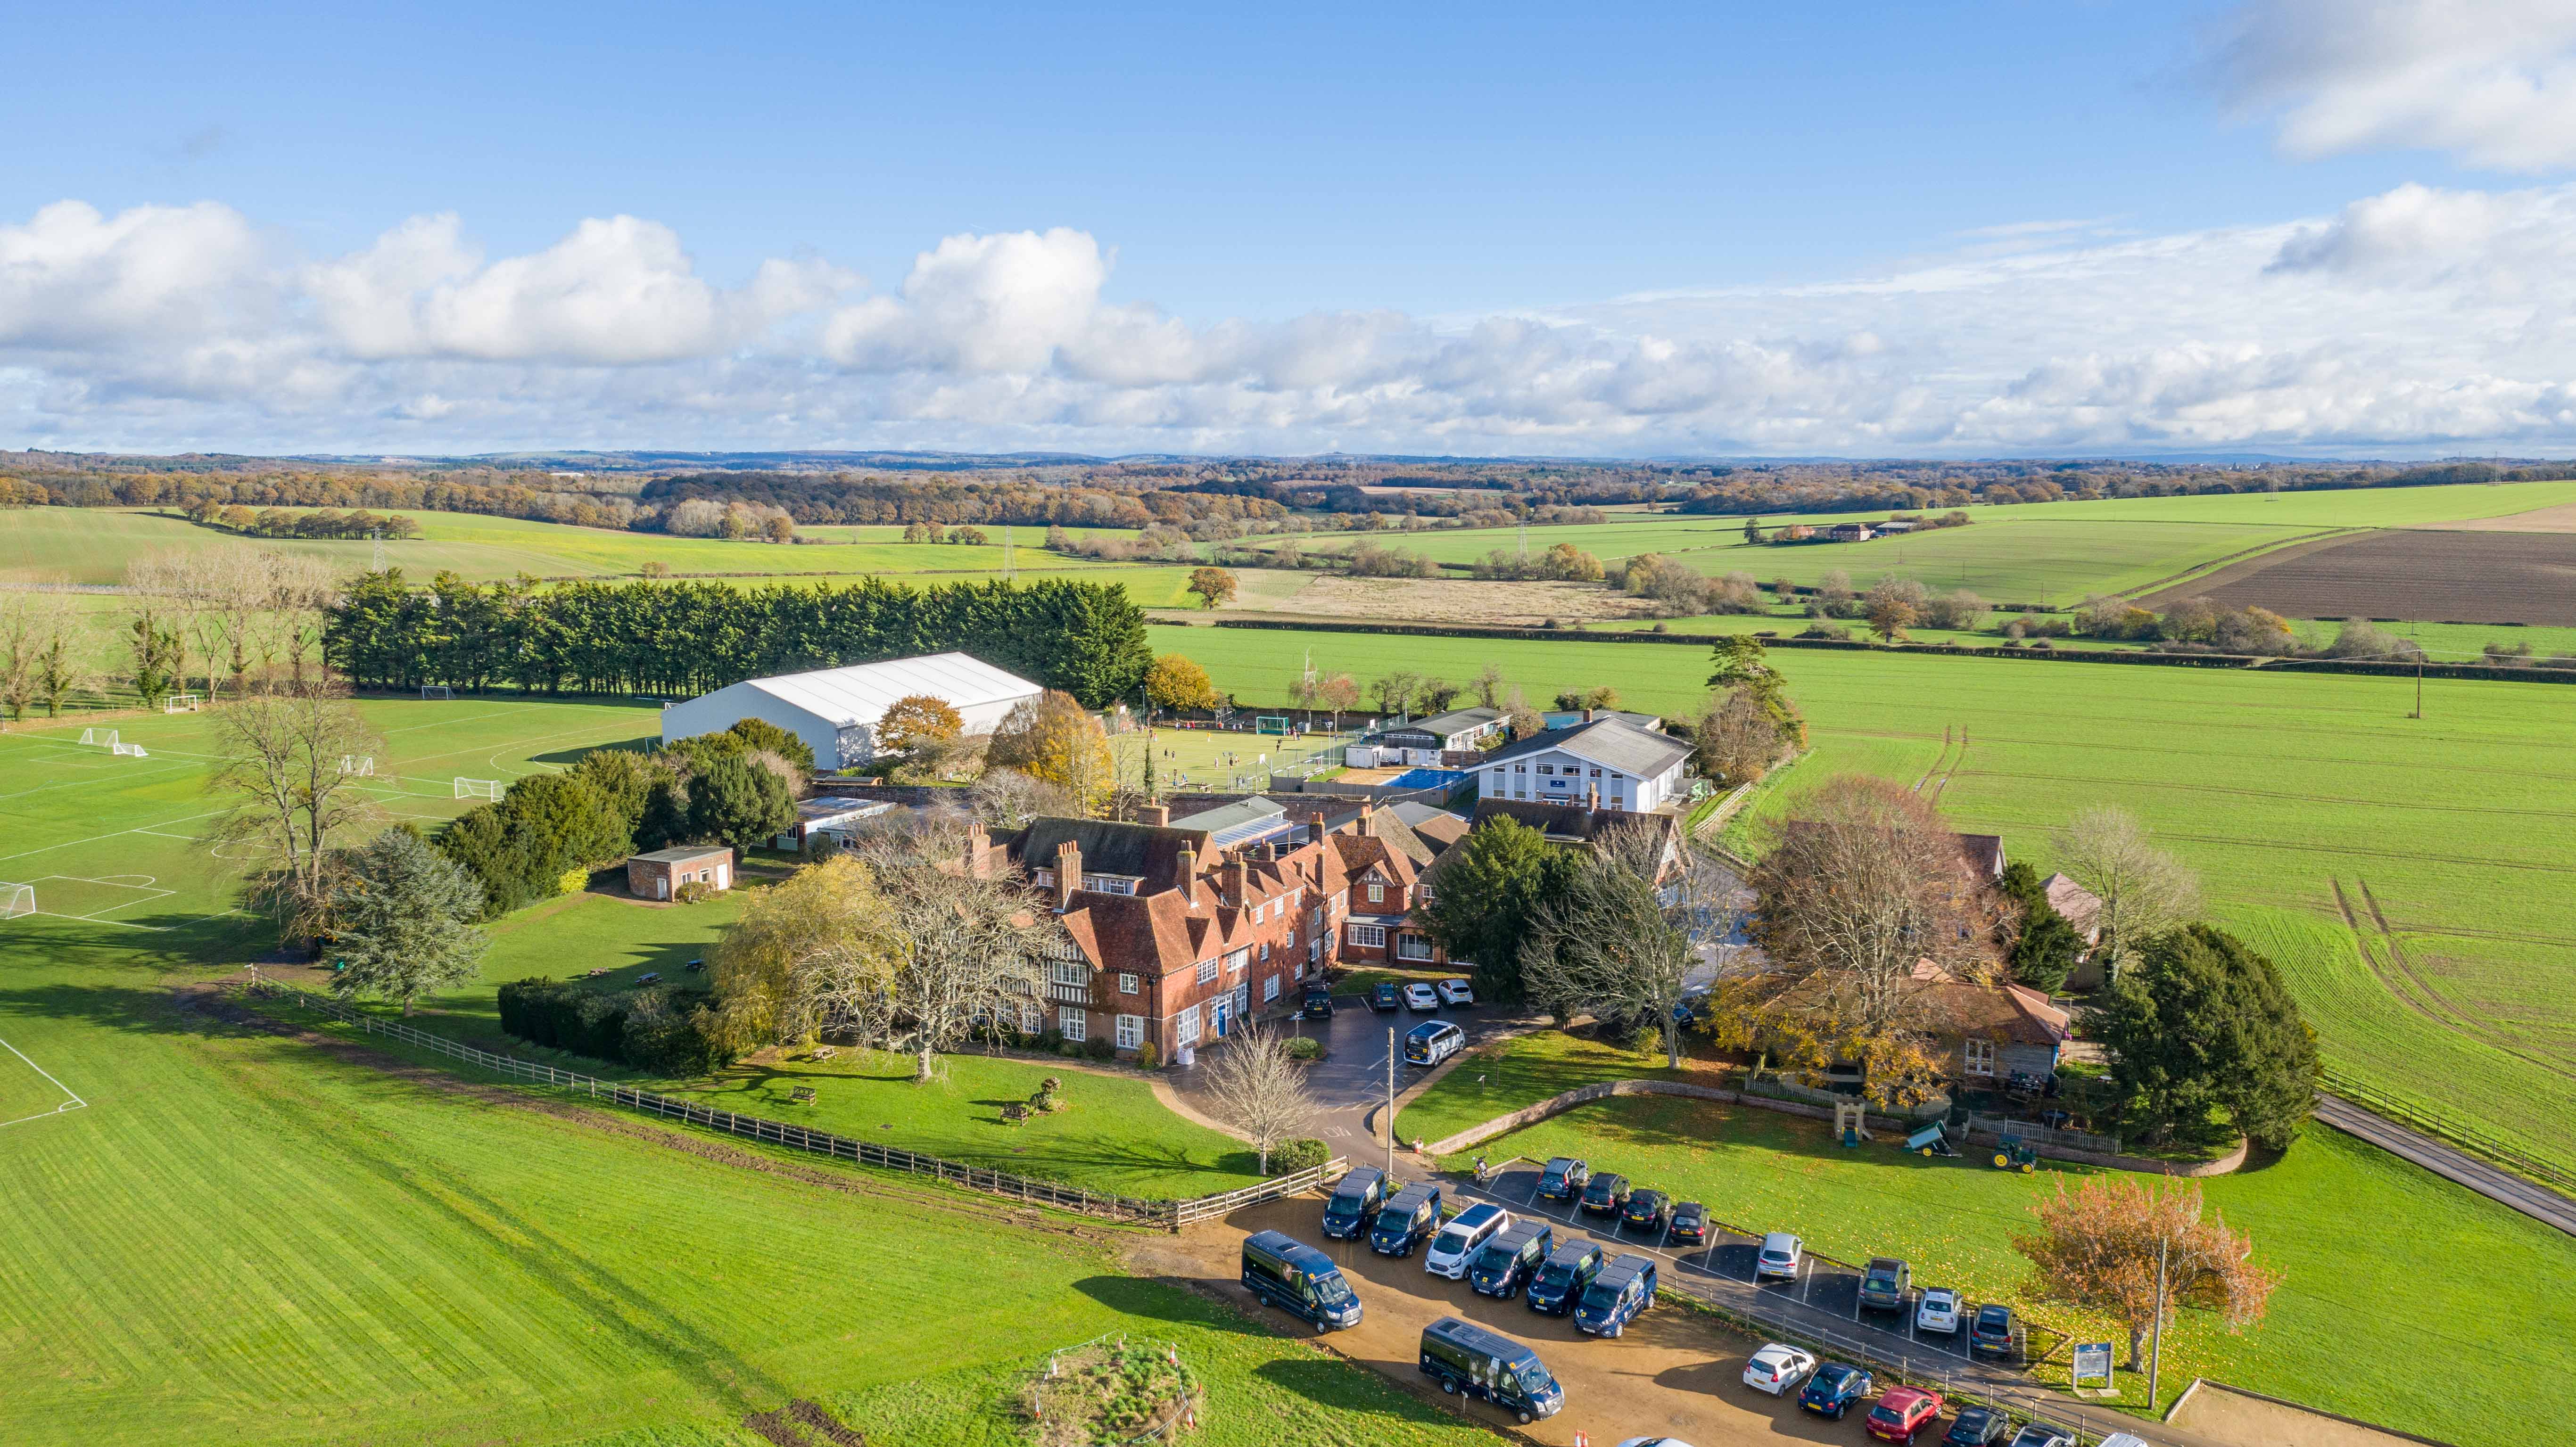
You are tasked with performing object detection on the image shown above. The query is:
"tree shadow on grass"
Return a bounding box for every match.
[1072,1274,1279,1338]
[1252,1358,1469,1424]
[529,733,663,766]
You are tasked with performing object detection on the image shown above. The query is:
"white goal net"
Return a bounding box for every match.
[112,741,149,757]
[0,883,31,919]
[339,755,376,776]
[454,777,502,800]
[163,694,200,713]
[421,684,454,700]
[78,728,117,747]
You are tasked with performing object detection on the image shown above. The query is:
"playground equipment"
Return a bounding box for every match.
[1835,1098,1874,1148]
[1904,1121,1959,1158]
[1991,1134,2039,1173]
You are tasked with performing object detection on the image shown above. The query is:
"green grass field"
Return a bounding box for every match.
[1163,624,2576,1171]
[0,695,1498,1446]
[1395,1032,2569,1447]
[0,506,1154,586]
[1233,477,2576,606]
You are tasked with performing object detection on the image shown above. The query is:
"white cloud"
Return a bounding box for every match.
[2214,0,2576,169]
[11,188,2576,456]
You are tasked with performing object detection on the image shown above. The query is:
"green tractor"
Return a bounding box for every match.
[1990,1134,2039,1173]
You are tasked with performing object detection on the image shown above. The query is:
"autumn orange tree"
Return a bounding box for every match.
[1185,566,1238,609]
[1144,653,1219,712]
[2015,1175,2278,1372]
[876,693,963,756]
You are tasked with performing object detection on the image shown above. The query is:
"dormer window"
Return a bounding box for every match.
[1080,872,1139,896]
[1367,882,1384,904]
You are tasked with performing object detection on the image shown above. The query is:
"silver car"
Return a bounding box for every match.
[1915,1286,1963,1334]
[1755,1231,1802,1282]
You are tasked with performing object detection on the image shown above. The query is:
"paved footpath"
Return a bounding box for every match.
[2316,1093,2576,1237]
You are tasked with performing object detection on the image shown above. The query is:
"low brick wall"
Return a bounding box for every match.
[1428,1078,2249,1176]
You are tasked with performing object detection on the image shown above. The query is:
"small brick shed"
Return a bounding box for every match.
[627,846,734,900]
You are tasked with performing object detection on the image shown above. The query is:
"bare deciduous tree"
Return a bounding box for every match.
[1748,774,2004,1038]
[851,832,1057,1081]
[0,584,87,724]
[207,682,386,947]
[1521,821,1700,1069]
[2055,806,2200,982]
[1199,1020,1317,1174]
[969,766,1079,828]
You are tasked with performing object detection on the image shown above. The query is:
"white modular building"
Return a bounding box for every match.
[660,652,1044,771]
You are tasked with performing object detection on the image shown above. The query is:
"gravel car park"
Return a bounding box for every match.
[1741,1342,1816,1396]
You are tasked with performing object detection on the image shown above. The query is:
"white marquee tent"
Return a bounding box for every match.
[659,652,1044,771]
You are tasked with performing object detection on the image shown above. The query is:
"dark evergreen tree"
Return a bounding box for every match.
[1413,816,1577,1005]
[685,752,796,848]
[2097,924,2320,1151]
[1998,860,2084,993]
[725,717,814,771]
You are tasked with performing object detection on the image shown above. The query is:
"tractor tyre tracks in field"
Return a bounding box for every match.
[744,1400,868,1447]
[2331,880,2576,1085]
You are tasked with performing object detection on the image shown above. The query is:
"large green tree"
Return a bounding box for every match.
[324,828,490,1015]
[1413,816,1574,1005]
[2097,925,2319,1151]
[687,752,797,848]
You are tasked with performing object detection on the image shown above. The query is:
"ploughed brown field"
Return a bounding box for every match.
[2146,528,2576,625]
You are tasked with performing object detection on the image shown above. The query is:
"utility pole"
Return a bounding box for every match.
[2413,651,2423,719]
[1386,1026,1397,1179]
[1004,523,1015,582]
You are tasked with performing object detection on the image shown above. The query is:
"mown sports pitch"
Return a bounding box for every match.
[1163,623,2576,1172]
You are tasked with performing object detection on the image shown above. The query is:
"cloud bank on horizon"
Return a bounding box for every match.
[7,0,2576,460]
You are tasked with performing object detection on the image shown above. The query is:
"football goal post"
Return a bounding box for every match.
[421,684,454,700]
[0,883,32,920]
[454,777,502,800]
[339,755,376,777]
[78,728,117,748]
[112,741,149,757]
[163,693,200,713]
[1255,715,1291,735]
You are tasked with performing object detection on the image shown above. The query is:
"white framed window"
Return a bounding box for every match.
[1965,1038,1996,1077]
[1034,868,1055,886]
[1259,942,1270,961]
[1115,1013,1144,1049]
[1366,882,1385,904]
[1536,764,1554,775]
[1262,974,1280,1002]
[1118,972,1139,995]
[1019,1000,1044,1031]
[1224,947,1250,974]
[1049,958,1089,990]
[1059,1007,1087,1041]
[1081,873,1137,895]
[1397,935,1434,962]
[1347,923,1386,948]
[1176,1004,1201,1046]
[1197,957,1218,985]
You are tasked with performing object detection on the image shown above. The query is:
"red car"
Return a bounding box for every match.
[1866,1386,1946,1443]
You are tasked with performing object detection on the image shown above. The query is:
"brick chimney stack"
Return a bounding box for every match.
[963,821,990,877]
[1305,808,1328,847]
[1223,855,1250,909]
[1587,782,1599,810]
[1137,803,1170,827]
[1177,844,1200,908]
[1356,806,1374,838]
[1054,839,1079,911]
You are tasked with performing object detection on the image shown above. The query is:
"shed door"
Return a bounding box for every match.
[655,875,669,900]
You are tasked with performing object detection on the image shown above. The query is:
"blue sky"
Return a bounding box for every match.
[6,0,2576,457]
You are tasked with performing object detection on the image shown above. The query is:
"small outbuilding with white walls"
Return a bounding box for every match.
[658,652,1044,772]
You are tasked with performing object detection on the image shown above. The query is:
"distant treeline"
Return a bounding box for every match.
[8,452,2575,537]
[322,574,1152,704]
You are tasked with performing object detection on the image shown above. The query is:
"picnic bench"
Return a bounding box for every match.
[810,1045,837,1062]
[1000,1102,1032,1124]
[789,1086,817,1106]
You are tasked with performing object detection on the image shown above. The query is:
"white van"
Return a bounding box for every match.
[1404,1020,1465,1067]
[1424,1201,1510,1279]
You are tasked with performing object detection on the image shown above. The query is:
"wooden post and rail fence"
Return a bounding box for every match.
[238,972,1344,1231]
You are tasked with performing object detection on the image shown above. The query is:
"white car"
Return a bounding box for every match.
[1423,1201,1509,1279]
[1402,981,1442,1011]
[1915,1286,1963,1334]
[1436,978,1476,1006]
[1755,1231,1802,1282]
[1741,1342,1816,1395]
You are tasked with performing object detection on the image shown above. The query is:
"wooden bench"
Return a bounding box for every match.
[810,1045,837,1062]
[999,1102,1031,1124]
[789,1086,817,1106]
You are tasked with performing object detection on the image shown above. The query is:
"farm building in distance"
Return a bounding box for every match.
[659,653,1042,771]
